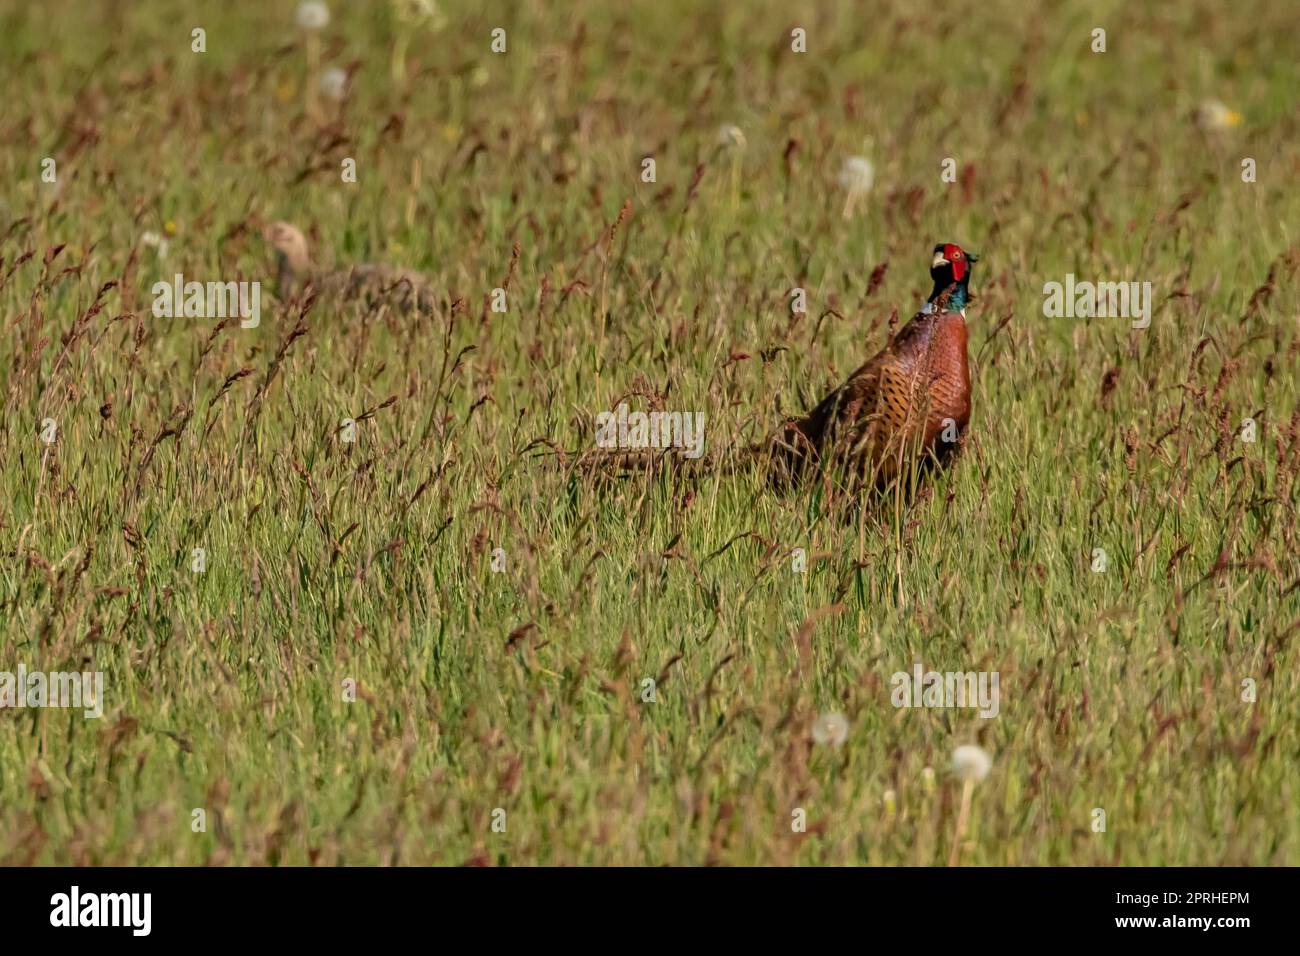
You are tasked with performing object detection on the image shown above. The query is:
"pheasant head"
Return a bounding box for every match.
[264,221,313,298]
[928,242,978,311]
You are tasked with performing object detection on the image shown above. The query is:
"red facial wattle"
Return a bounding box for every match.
[945,244,967,282]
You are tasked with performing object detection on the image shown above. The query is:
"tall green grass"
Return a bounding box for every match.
[0,0,1297,864]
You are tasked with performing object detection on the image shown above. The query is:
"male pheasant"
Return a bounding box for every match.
[770,243,977,492]
[263,221,437,314]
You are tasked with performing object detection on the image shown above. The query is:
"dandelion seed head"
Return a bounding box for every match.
[297,1,330,31]
[811,711,849,747]
[838,155,875,195]
[717,124,747,149]
[319,67,348,100]
[952,744,993,783]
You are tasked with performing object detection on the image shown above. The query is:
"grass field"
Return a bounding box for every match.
[2,0,1298,866]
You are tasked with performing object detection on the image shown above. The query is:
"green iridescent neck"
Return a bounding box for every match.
[929,281,969,311]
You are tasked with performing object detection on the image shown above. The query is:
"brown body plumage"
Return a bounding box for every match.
[263,221,437,314]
